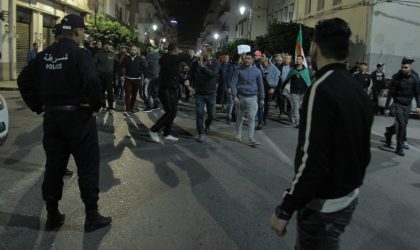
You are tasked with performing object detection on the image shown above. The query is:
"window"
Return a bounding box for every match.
[333,0,342,6]
[317,0,325,10]
[289,4,295,20]
[305,0,312,15]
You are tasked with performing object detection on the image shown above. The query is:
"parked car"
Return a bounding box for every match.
[0,94,9,145]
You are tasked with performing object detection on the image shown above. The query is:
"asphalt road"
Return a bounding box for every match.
[0,91,420,250]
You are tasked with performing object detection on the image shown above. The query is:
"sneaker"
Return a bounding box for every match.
[123,112,131,117]
[255,124,263,130]
[152,106,160,111]
[84,210,112,233]
[143,107,153,113]
[395,149,405,156]
[402,142,410,150]
[205,126,211,135]
[234,135,241,142]
[248,139,261,147]
[149,131,160,143]
[197,134,205,143]
[45,213,65,231]
[164,135,179,142]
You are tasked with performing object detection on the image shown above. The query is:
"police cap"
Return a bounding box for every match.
[402,56,415,64]
[61,14,86,30]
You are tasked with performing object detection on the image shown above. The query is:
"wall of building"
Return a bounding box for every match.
[294,0,370,63]
[267,0,295,24]
[368,1,420,74]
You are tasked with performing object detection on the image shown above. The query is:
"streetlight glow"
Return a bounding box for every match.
[214,33,219,40]
[162,38,167,43]
[152,24,158,31]
[239,6,246,15]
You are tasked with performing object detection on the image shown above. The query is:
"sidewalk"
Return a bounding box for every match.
[0,80,18,91]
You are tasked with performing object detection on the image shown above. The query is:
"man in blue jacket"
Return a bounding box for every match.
[231,52,265,147]
[256,57,280,130]
[190,44,220,143]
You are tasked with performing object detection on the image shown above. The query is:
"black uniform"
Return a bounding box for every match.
[371,70,386,113]
[18,38,103,218]
[385,71,420,152]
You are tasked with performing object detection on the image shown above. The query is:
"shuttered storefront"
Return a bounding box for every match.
[16,7,31,75]
[43,14,57,50]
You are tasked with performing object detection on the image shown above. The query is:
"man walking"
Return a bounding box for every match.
[353,61,372,92]
[276,54,292,117]
[226,54,242,124]
[371,63,386,114]
[17,14,111,232]
[26,42,39,64]
[282,55,309,127]
[231,52,265,147]
[143,46,161,112]
[94,40,119,114]
[256,57,280,130]
[270,18,373,249]
[190,44,220,143]
[120,45,149,117]
[384,57,420,156]
[149,43,191,143]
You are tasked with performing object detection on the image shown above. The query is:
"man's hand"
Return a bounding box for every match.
[144,78,150,84]
[270,213,288,237]
[233,96,240,105]
[384,109,391,117]
[227,88,232,96]
[120,76,125,82]
[189,87,195,95]
[259,100,265,107]
[268,88,275,95]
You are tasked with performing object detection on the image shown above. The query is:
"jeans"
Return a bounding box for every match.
[297,199,357,250]
[151,88,177,136]
[124,78,141,111]
[257,94,272,124]
[236,95,258,140]
[227,94,234,120]
[99,72,114,109]
[291,93,304,124]
[196,93,216,135]
[386,103,410,150]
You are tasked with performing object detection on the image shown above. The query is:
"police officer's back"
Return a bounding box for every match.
[17,14,111,232]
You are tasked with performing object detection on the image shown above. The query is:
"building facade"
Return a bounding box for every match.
[294,0,420,73]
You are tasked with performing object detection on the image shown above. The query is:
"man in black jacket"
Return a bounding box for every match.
[149,42,192,142]
[384,57,420,156]
[371,63,386,114]
[17,14,111,232]
[270,18,373,249]
[120,45,149,116]
[190,44,220,143]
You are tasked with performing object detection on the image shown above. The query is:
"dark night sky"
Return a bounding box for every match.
[164,0,212,42]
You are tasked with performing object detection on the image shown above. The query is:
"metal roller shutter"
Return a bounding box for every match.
[16,22,30,75]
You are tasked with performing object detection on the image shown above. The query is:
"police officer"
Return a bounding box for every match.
[17,14,111,232]
[371,63,386,114]
[52,23,74,177]
[353,61,372,92]
[384,57,420,156]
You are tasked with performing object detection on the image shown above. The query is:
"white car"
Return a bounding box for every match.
[0,94,9,145]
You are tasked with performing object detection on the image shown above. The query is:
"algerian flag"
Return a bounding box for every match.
[295,25,312,87]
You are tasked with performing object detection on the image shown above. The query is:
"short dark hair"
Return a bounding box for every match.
[202,44,212,53]
[296,55,304,59]
[233,54,241,62]
[33,42,38,46]
[168,42,178,52]
[245,52,253,57]
[313,18,352,60]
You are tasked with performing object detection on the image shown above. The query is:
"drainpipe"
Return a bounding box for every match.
[8,0,15,79]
